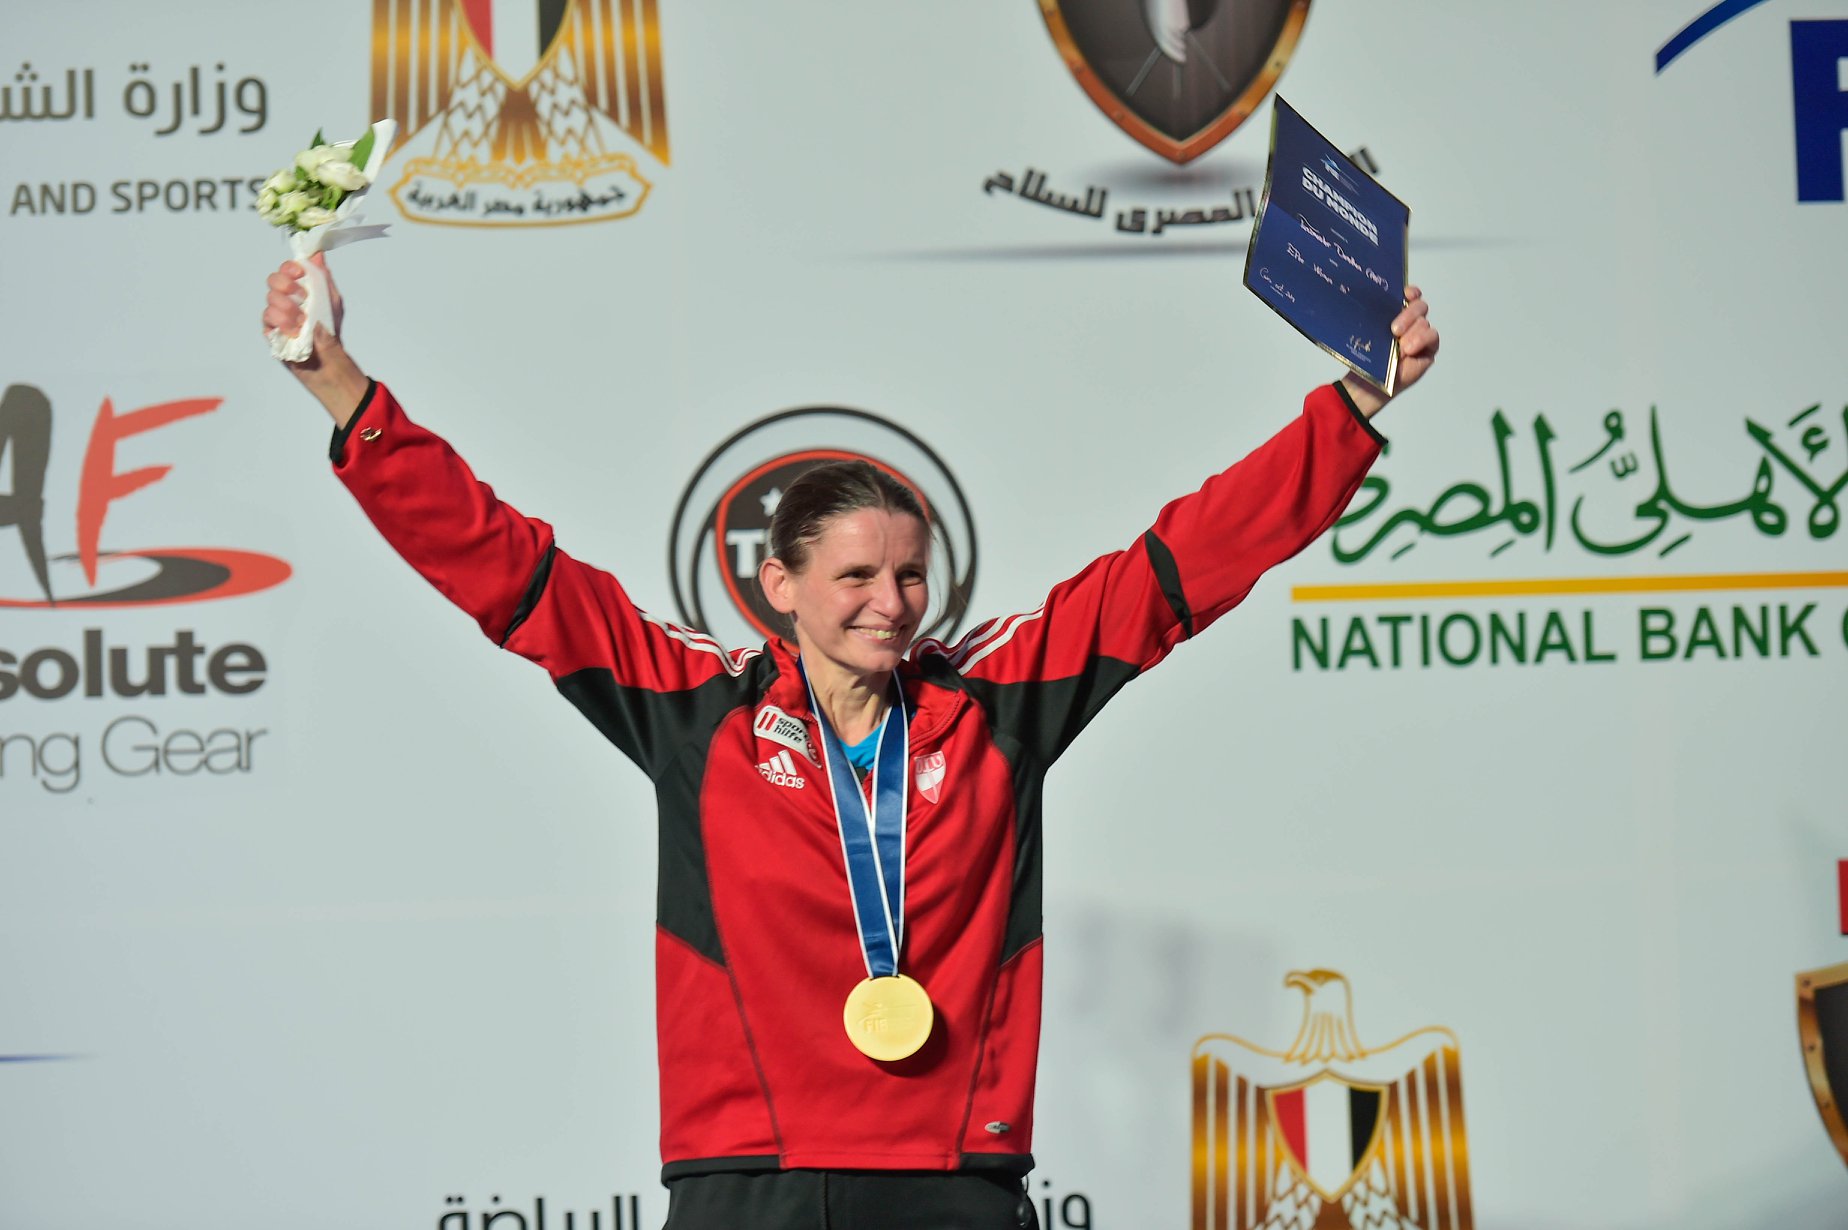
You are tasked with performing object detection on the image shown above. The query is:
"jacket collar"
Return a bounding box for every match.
[761,637,968,747]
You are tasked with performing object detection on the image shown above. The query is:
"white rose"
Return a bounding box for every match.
[275,190,312,219]
[263,169,297,195]
[313,158,368,191]
[256,188,278,214]
[296,206,337,229]
[295,145,338,174]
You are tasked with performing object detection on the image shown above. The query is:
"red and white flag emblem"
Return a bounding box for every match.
[459,0,567,83]
[914,752,946,804]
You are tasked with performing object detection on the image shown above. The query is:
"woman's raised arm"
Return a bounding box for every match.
[261,253,371,428]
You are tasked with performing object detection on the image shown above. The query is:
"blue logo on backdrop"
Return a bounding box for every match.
[1657,0,1848,202]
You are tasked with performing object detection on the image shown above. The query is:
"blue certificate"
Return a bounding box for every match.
[1244,98,1410,393]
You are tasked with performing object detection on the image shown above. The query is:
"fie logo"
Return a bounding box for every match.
[1657,0,1848,202]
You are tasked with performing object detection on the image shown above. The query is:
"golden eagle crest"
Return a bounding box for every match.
[369,0,668,227]
[1192,969,1472,1230]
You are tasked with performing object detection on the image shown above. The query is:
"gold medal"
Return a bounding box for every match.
[843,974,934,1061]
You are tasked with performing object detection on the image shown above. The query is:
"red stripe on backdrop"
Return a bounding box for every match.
[461,0,493,52]
[1272,1088,1306,1170]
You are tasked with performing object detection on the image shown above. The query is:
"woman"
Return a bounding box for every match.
[262,256,1437,1229]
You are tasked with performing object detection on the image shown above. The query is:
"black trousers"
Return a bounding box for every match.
[662,1170,1039,1230]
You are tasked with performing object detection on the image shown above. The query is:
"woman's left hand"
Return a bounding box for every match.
[1340,285,1439,419]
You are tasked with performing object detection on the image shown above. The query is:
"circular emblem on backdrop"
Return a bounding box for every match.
[669,409,977,651]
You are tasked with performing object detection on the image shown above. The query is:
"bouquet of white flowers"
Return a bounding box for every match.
[260,118,396,362]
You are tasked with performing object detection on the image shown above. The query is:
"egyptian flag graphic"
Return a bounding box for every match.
[1270,1079,1384,1198]
[460,0,570,81]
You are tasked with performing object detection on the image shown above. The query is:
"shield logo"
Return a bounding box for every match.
[1797,960,1848,1170]
[915,752,946,804]
[1265,1073,1387,1201]
[1038,0,1311,163]
[457,0,571,88]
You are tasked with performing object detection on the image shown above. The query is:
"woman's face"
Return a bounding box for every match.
[760,508,932,684]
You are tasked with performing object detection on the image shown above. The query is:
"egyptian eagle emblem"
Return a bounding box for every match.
[1192,969,1473,1230]
[369,0,668,226]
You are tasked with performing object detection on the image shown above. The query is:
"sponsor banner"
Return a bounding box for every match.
[1,382,285,796]
[1287,398,1848,671]
[2,40,275,222]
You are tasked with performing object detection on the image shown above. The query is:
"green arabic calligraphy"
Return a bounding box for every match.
[1332,403,1844,563]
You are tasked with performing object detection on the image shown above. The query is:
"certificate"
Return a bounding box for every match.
[1243,97,1410,394]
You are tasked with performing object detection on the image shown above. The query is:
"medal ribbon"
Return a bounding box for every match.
[802,665,909,979]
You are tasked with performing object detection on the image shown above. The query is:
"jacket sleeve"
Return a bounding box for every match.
[331,381,756,775]
[931,382,1382,767]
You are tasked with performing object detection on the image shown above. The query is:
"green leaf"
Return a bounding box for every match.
[311,128,326,148]
[350,127,376,170]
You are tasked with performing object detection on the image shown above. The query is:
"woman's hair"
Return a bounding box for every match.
[766,459,931,573]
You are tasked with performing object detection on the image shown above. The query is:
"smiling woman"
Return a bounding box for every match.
[757,462,935,744]
[259,253,1437,1230]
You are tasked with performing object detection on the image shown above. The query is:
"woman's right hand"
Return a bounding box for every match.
[262,253,371,427]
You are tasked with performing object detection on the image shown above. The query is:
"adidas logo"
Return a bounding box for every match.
[757,749,807,790]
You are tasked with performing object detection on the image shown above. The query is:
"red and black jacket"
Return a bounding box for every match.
[330,381,1381,1178]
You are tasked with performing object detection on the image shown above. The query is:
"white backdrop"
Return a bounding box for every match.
[3,2,1846,1227]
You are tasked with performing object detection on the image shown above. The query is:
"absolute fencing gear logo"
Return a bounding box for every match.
[669,408,977,651]
[370,0,669,226]
[1037,0,1310,163]
[1191,969,1472,1230]
[0,385,290,608]
[1,383,284,794]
